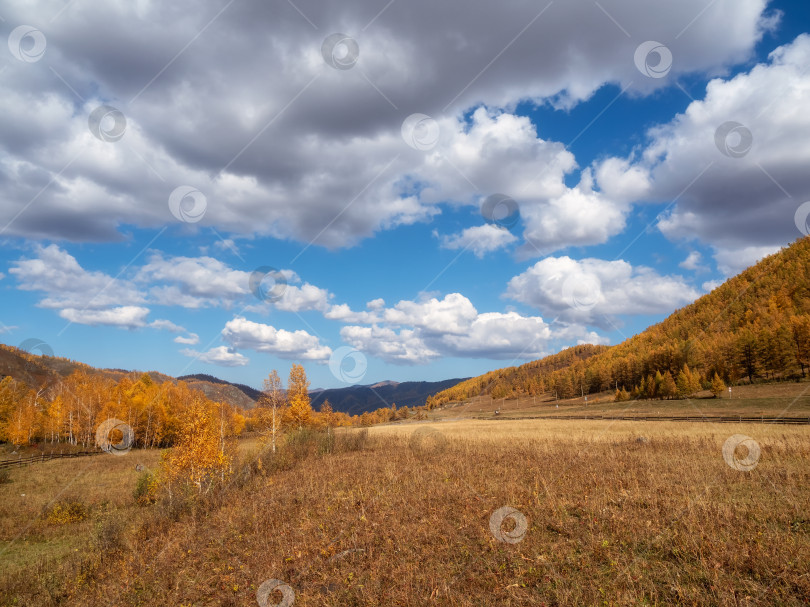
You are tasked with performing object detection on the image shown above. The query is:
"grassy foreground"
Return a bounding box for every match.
[1,420,809,606]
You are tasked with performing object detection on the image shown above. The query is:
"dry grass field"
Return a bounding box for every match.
[1,418,809,606]
[431,382,810,420]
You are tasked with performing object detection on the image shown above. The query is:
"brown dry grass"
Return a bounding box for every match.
[433,381,810,420]
[1,421,809,606]
[0,448,162,573]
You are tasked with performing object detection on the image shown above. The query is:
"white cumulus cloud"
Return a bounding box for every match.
[505,256,701,327]
[439,224,518,258]
[221,317,332,361]
[181,346,249,367]
[59,306,150,329]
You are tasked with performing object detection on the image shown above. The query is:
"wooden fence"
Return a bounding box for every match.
[474,414,810,425]
[0,450,103,470]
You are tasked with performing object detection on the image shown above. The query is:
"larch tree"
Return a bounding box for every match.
[676,365,701,398]
[791,315,810,377]
[286,364,312,430]
[660,372,677,400]
[5,387,38,446]
[710,373,727,398]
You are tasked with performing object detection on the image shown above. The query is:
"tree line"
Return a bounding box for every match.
[0,361,422,448]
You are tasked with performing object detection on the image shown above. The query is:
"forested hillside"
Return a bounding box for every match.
[0,347,423,448]
[428,238,810,407]
[0,367,247,448]
[0,345,260,410]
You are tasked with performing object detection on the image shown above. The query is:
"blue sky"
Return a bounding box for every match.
[1,0,809,390]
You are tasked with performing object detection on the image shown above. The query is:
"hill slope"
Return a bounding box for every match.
[0,345,258,409]
[428,237,810,407]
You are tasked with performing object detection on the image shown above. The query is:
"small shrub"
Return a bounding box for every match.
[45,499,87,525]
[133,470,157,505]
[93,512,128,554]
[0,468,11,485]
[317,430,335,456]
[337,428,369,452]
[614,388,631,402]
[154,486,197,522]
[260,447,295,474]
[285,428,322,461]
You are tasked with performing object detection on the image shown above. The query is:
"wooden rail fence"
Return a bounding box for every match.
[474,414,810,425]
[0,450,103,470]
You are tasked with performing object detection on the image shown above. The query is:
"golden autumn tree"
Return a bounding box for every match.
[660,371,677,400]
[317,399,342,436]
[2,384,39,446]
[159,396,231,496]
[676,365,701,398]
[0,377,27,444]
[710,373,727,398]
[285,364,312,430]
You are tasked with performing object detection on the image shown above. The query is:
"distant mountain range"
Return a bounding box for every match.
[309,378,469,415]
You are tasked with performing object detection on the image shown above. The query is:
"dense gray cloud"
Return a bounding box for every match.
[0,0,774,248]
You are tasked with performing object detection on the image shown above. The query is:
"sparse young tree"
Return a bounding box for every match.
[319,399,335,430]
[260,370,284,453]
